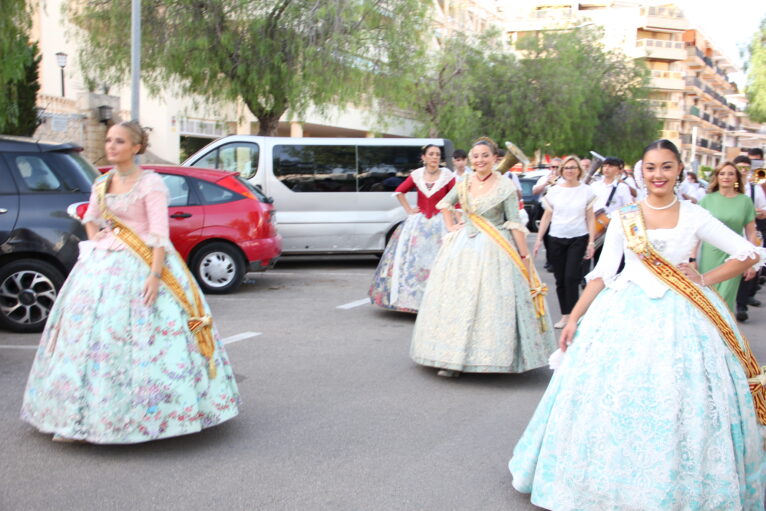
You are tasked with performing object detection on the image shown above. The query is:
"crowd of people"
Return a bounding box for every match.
[367,137,766,509]
[17,123,766,509]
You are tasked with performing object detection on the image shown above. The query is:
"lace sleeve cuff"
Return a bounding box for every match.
[502,221,529,234]
[145,233,174,251]
[81,211,106,228]
[725,246,766,268]
[436,200,454,211]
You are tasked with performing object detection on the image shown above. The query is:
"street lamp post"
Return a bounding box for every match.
[55,52,68,97]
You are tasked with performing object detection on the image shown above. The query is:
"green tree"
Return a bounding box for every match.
[0,0,32,132]
[5,42,42,136]
[745,16,766,123]
[408,31,504,149]
[68,0,430,135]
[408,27,658,162]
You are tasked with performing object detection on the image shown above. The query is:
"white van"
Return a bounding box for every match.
[182,136,453,254]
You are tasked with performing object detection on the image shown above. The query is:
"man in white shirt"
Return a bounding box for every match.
[734,155,766,319]
[532,158,562,196]
[590,157,633,215]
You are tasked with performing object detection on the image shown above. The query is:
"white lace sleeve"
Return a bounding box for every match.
[585,213,624,282]
[695,206,766,268]
[82,180,106,227]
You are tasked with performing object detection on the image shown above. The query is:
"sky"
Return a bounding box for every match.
[677,0,765,82]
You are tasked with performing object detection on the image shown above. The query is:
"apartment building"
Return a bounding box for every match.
[505,1,766,169]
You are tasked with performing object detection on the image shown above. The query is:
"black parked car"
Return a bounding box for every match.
[0,136,99,332]
[518,176,543,232]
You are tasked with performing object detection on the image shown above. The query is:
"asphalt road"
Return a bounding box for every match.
[1,245,765,511]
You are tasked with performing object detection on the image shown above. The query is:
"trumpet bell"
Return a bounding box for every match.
[494,141,530,173]
[754,168,766,185]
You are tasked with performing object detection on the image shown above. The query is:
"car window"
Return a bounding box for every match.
[12,155,62,191]
[357,146,425,191]
[191,149,219,170]
[273,145,356,192]
[66,152,101,182]
[162,174,190,207]
[194,179,239,205]
[217,143,259,179]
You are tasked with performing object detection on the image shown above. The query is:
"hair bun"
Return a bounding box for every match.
[118,120,150,155]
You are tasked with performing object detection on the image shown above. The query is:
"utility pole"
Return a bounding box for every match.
[131,0,141,124]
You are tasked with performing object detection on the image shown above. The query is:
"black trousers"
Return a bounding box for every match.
[549,234,588,315]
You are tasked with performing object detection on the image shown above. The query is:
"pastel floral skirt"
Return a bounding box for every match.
[20,248,240,444]
[369,213,447,313]
[410,227,556,373]
[509,283,766,511]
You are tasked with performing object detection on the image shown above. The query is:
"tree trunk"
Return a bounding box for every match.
[244,97,288,136]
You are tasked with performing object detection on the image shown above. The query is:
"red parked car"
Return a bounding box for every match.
[77,165,281,294]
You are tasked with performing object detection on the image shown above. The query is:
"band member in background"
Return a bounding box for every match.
[369,144,455,313]
[733,155,766,321]
[589,156,632,264]
[510,139,766,511]
[532,158,562,272]
[679,171,706,203]
[410,137,555,378]
[452,149,471,183]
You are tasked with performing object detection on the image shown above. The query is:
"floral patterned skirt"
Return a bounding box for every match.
[369,213,447,313]
[509,283,766,510]
[410,227,556,373]
[20,248,240,444]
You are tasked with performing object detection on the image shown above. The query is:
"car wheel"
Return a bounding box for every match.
[0,260,64,333]
[190,242,245,294]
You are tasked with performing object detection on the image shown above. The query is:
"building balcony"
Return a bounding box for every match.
[650,70,684,90]
[649,99,683,120]
[711,142,723,152]
[637,39,686,61]
[641,6,688,31]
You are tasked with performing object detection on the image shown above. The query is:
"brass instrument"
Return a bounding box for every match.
[494,141,530,173]
[754,168,766,185]
[583,151,605,185]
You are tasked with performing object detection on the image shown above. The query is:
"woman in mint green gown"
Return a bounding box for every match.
[698,162,757,311]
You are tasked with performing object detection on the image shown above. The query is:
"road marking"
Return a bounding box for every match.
[0,345,37,350]
[221,331,262,345]
[337,298,370,310]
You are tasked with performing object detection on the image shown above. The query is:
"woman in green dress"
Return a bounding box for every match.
[698,161,758,311]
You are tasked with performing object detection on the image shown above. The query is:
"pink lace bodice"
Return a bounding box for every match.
[82,170,173,251]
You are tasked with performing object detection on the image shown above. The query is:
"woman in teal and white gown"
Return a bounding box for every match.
[509,139,766,510]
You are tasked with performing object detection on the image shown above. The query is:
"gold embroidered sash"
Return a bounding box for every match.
[458,179,548,332]
[619,203,766,424]
[95,176,217,379]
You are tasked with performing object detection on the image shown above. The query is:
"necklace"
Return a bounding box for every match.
[115,167,140,181]
[643,195,678,210]
[476,172,493,187]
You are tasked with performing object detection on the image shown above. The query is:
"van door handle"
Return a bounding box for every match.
[0,208,7,214]
[170,212,192,219]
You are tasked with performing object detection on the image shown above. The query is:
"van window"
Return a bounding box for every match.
[273,145,356,192]
[357,146,423,191]
[217,143,259,178]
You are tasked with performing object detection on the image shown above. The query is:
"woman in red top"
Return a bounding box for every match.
[369,144,456,312]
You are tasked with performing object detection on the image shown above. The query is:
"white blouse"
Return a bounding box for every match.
[587,201,766,298]
[590,180,633,214]
[542,184,596,238]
